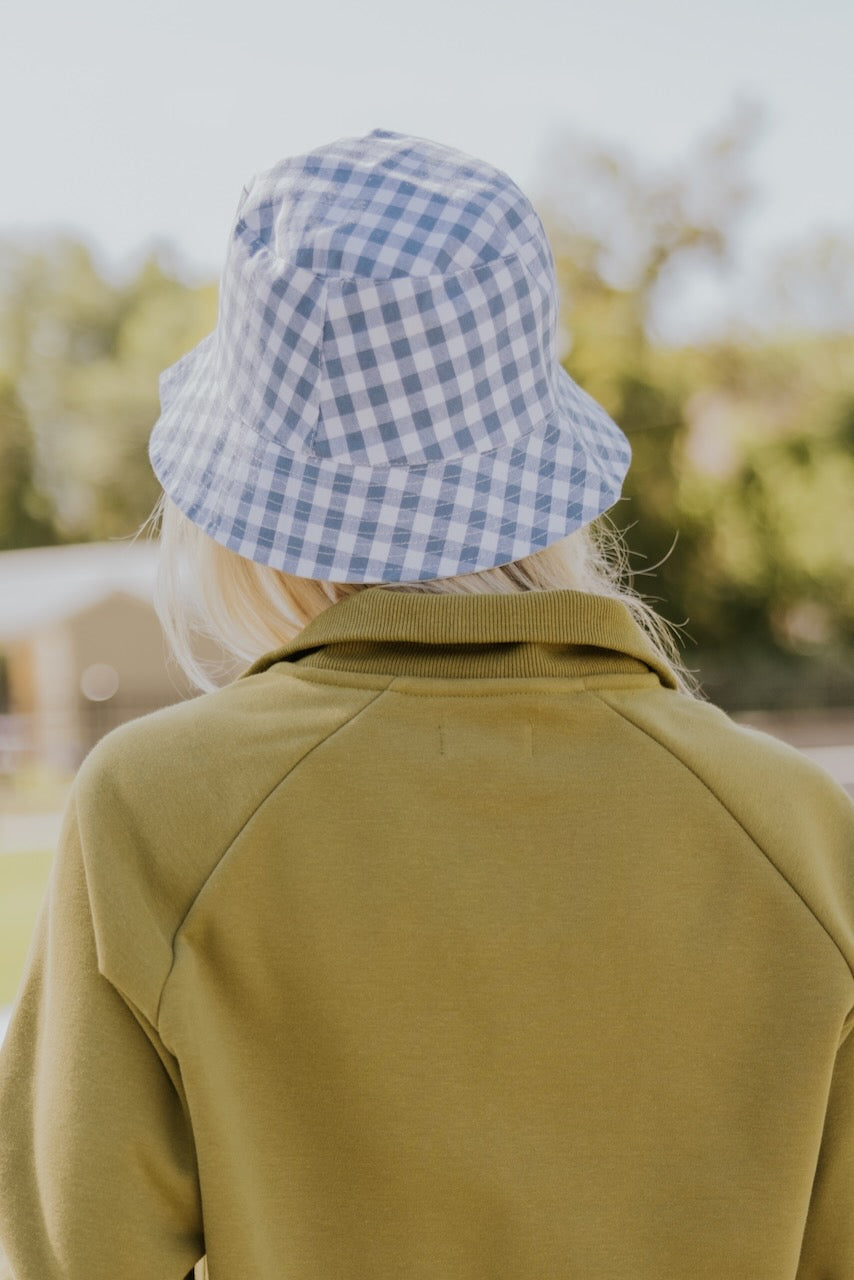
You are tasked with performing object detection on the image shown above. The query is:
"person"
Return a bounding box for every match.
[0,128,852,1280]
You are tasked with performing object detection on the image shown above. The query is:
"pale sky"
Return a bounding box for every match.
[3,0,852,339]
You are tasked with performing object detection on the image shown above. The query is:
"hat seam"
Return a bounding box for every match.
[234,220,545,287]
[228,396,561,475]
[227,380,622,480]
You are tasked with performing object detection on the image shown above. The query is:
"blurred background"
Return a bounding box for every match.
[1,0,853,1041]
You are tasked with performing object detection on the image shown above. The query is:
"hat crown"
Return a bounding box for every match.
[234,129,546,281]
[214,130,561,468]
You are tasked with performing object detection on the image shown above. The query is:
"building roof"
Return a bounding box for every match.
[0,540,158,641]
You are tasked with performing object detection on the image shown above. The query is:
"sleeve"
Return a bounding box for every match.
[797,1015,854,1277]
[0,782,204,1280]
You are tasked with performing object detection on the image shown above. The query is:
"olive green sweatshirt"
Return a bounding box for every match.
[1,588,853,1280]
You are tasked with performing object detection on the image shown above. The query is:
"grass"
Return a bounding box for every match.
[0,851,54,1007]
[0,764,73,815]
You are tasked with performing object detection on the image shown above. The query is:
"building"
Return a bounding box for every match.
[0,540,197,772]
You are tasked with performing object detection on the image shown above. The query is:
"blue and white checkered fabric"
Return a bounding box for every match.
[150,129,631,582]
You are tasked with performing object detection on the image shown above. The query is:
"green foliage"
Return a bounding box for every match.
[0,377,58,550]
[538,110,854,708]
[0,239,217,540]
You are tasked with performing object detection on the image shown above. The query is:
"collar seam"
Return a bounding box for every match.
[264,666,664,696]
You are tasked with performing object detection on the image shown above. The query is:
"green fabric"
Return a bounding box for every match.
[1,587,853,1279]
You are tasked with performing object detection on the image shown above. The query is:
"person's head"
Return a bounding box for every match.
[143,130,696,694]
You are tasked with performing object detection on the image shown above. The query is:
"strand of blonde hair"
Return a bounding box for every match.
[136,491,699,698]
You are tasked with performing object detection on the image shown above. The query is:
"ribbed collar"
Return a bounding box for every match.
[241,588,678,688]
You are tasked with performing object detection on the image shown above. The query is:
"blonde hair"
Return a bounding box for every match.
[139,491,698,697]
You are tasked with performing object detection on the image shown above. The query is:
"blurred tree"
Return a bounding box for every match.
[764,233,854,337]
[0,376,58,550]
[539,104,762,629]
[0,238,216,540]
[62,254,217,538]
[541,101,761,356]
[537,107,854,704]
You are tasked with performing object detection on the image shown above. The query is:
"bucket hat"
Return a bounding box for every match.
[149,128,631,583]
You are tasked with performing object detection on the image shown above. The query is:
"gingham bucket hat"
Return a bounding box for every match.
[149,129,631,583]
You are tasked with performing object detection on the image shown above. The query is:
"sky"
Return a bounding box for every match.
[3,0,852,340]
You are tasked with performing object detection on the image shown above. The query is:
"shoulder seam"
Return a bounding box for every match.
[594,690,854,986]
[154,684,391,1027]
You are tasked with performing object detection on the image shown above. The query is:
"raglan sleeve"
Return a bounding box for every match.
[0,771,204,1280]
[796,1013,854,1278]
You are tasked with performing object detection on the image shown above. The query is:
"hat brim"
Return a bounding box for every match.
[149,333,631,583]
